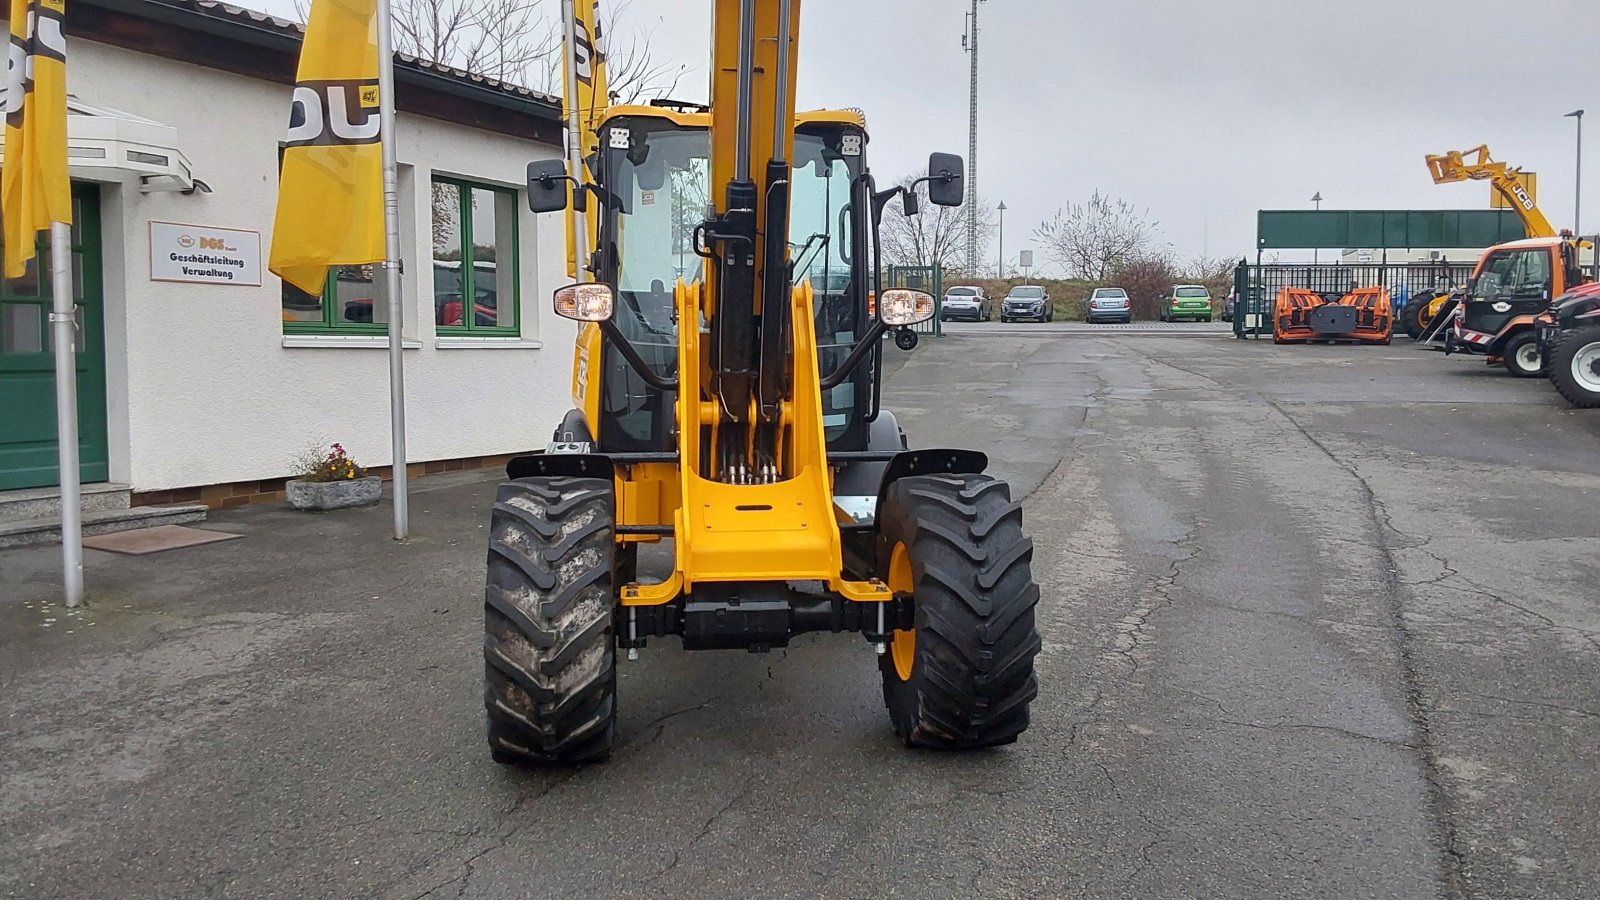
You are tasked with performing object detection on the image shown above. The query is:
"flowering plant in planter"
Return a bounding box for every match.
[287,443,381,510]
[300,443,367,483]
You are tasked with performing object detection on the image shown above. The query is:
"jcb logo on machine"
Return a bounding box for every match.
[1511,185,1536,211]
[285,80,382,147]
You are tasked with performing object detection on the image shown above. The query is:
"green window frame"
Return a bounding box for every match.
[281,264,387,335]
[431,177,520,336]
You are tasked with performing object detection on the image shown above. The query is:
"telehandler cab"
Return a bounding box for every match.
[482,0,1041,765]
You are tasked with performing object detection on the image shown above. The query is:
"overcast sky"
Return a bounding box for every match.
[250,0,1598,269]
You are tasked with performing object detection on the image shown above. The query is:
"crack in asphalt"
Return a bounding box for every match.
[625,698,718,752]
[641,775,758,886]
[1418,574,1600,655]
[1456,691,1600,721]
[403,775,576,900]
[1263,397,1470,899]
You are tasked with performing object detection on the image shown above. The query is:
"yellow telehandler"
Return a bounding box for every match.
[1409,146,1555,338]
[482,0,1042,765]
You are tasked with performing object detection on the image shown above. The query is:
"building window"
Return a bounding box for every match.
[281,264,386,333]
[432,177,519,335]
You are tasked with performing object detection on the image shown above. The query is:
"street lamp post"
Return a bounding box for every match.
[997,201,1006,278]
[1566,110,1584,236]
[1311,191,1323,265]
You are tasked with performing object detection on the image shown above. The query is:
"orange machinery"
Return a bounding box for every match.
[1274,287,1393,344]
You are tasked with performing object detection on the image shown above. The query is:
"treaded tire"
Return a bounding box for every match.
[877,473,1041,749]
[1401,293,1434,340]
[1549,325,1600,409]
[1502,330,1543,378]
[484,477,617,766]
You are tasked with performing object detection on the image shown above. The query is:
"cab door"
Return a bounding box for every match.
[1463,246,1553,336]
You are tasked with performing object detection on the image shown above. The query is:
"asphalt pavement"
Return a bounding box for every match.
[3,329,1598,899]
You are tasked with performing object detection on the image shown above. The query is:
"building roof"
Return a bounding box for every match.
[74,0,563,142]
[165,0,562,106]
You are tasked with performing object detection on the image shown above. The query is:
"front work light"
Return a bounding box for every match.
[553,283,616,322]
[879,288,936,326]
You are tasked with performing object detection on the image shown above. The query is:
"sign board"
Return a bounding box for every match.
[1018,249,1034,269]
[1256,209,1526,251]
[149,222,262,286]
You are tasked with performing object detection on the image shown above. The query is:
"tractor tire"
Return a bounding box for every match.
[1502,331,1543,378]
[876,473,1041,749]
[1549,325,1600,409]
[1401,293,1434,340]
[483,477,618,766]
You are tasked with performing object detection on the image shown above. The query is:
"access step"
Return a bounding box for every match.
[0,483,132,521]
[0,503,210,550]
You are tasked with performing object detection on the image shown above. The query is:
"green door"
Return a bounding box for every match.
[0,185,108,490]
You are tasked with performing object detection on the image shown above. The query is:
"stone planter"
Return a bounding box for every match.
[286,476,383,511]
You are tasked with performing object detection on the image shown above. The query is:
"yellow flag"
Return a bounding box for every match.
[562,0,609,278]
[2,0,72,280]
[268,0,384,296]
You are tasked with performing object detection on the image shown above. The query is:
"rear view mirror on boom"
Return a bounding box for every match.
[526,158,583,214]
[924,152,964,207]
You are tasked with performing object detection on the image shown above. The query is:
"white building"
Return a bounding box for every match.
[0,0,577,512]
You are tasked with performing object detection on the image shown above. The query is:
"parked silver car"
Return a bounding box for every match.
[941,285,992,322]
[1085,286,1132,324]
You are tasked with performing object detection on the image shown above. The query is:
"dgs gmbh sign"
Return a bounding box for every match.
[150,222,262,286]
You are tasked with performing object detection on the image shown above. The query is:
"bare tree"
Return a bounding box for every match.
[1034,191,1159,281]
[1179,255,1239,301]
[592,2,687,103]
[291,0,686,99]
[1110,246,1177,321]
[879,169,997,273]
[390,0,553,85]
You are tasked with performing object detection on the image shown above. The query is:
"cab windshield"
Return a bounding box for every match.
[598,118,871,446]
[1470,248,1551,302]
[790,125,867,442]
[598,118,709,449]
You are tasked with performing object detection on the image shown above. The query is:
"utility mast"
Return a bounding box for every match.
[962,0,984,276]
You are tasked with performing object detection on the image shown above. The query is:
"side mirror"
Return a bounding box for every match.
[925,152,964,207]
[902,191,920,217]
[526,159,578,214]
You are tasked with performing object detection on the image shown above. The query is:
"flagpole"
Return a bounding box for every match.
[374,0,408,540]
[49,221,83,606]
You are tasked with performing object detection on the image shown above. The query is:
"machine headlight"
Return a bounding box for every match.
[553,282,616,322]
[879,288,936,326]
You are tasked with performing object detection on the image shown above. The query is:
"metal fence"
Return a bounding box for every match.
[886,265,944,336]
[1231,260,1477,339]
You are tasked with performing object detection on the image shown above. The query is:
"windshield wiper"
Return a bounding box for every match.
[789,232,830,279]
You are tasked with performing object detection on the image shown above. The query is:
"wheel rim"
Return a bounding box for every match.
[1517,341,1541,372]
[887,542,915,681]
[1574,343,1600,392]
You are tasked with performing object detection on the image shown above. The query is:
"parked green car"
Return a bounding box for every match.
[1159,284,1214,322]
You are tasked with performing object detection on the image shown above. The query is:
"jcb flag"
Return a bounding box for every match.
[562,0,608,278]
[268,0,383,296]
[2,0,72,280]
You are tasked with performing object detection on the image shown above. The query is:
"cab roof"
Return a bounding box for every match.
[598,104,867,132]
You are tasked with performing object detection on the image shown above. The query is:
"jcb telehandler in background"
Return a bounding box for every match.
[1409,146,1554,340]
[482,0,1042,765]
